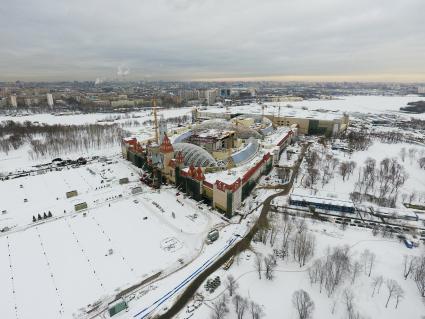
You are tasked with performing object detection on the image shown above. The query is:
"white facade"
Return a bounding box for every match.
[206,89,218,106]
[418,87,425,94]
[47,93,54,108]
[10,95,17,107]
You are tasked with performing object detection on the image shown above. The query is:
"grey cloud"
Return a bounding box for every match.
[0,0,424,81]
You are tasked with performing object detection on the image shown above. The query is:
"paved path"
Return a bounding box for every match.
[155,143,309,319]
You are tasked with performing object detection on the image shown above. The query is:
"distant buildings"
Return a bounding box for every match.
[111,100,135,107]
[196,104,349,136]
[178,89,199,101]
[205,89,218,106]
[418,87,425,94]
[219,87,256,100]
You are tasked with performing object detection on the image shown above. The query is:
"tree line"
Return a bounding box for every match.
[0,120,124,158]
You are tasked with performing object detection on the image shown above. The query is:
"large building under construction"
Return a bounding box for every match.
[122,107,296,217]
[121,100,349,217]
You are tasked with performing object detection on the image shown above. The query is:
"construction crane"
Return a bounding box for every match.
[152,96,159,145]
[261,104,265,124]
[278,105,281,125]
[227,146,233,175]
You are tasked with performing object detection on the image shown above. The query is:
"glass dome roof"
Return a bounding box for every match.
[173,142,218,167]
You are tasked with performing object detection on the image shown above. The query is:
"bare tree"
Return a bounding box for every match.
[255,253,263,280]
[293,231,315,267]
[408,148,417,164]
[400,147,406,162]
[303,246,351,297]
[367,252,376,277]
[249,301,264,319]
[264,254,277,280]
[226,275,239,297]
[385,279,400,308]
[413,255,425,297]
[394,285,405,309]
[343,289,355,319]
[409,192,417,204]
[281,219,293,260]
[323,246,351,296]
[210,294,229,319]
[295,219,307,234]
[402,255,416,280]
[339,162,349,181]
[360,249,376,277]
[351,261,362,284]
[347,161,357,179]
[305,167,320,189]
[292,290,314,319]
[330,299,337,314]
[269,221,279,247]
[419,157,425,169]
[371,275,384,297]
[233,295,248,319]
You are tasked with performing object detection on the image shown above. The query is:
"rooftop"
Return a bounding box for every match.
[201,103,346,121]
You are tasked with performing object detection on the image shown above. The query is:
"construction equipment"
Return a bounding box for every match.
[152,97,159,145]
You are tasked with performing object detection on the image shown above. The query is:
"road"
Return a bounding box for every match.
[152,143,309,319]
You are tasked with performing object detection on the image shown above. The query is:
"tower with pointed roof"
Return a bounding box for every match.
[159,133,176,183]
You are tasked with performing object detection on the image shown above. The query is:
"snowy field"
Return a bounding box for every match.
[1,95,425,319]
[177,216,425,319]
[0,158,221,319]
[269,95,425,119]
[0,107,193,173]
[293,140,425,209]
[0,107,192,126]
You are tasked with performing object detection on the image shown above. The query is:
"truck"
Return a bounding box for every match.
[206,229,219,244]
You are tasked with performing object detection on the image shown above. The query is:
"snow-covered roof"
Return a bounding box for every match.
[263,127,292,146]
[372,206,418,220]
[200,103,345,121]
[204,150,267,185]
[290,192,354,208]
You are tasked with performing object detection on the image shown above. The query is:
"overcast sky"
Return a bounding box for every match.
[1,0,424,82]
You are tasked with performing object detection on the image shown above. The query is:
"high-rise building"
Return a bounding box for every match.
[205,89,218,106]
[47,93,54,108]
[10,95,17,107]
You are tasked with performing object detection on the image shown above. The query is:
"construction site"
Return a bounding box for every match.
[122,100,299,217]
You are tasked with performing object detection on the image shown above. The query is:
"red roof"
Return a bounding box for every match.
[160,134,174,153]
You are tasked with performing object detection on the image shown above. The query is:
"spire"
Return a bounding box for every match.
[196,166,204,181]
[160,133,174,153]
[176,151,184,165]
[188,163,196,177]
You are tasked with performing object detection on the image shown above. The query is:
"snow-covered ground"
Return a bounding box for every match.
[0,107,193,173]
[1,95,425,319]
[0,158,224,319]
[269,95,425,119]
[177,216,425,319]
[294,140,425,209]
[0,107,192,126]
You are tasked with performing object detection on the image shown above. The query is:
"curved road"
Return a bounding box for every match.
[153,143,309,319]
